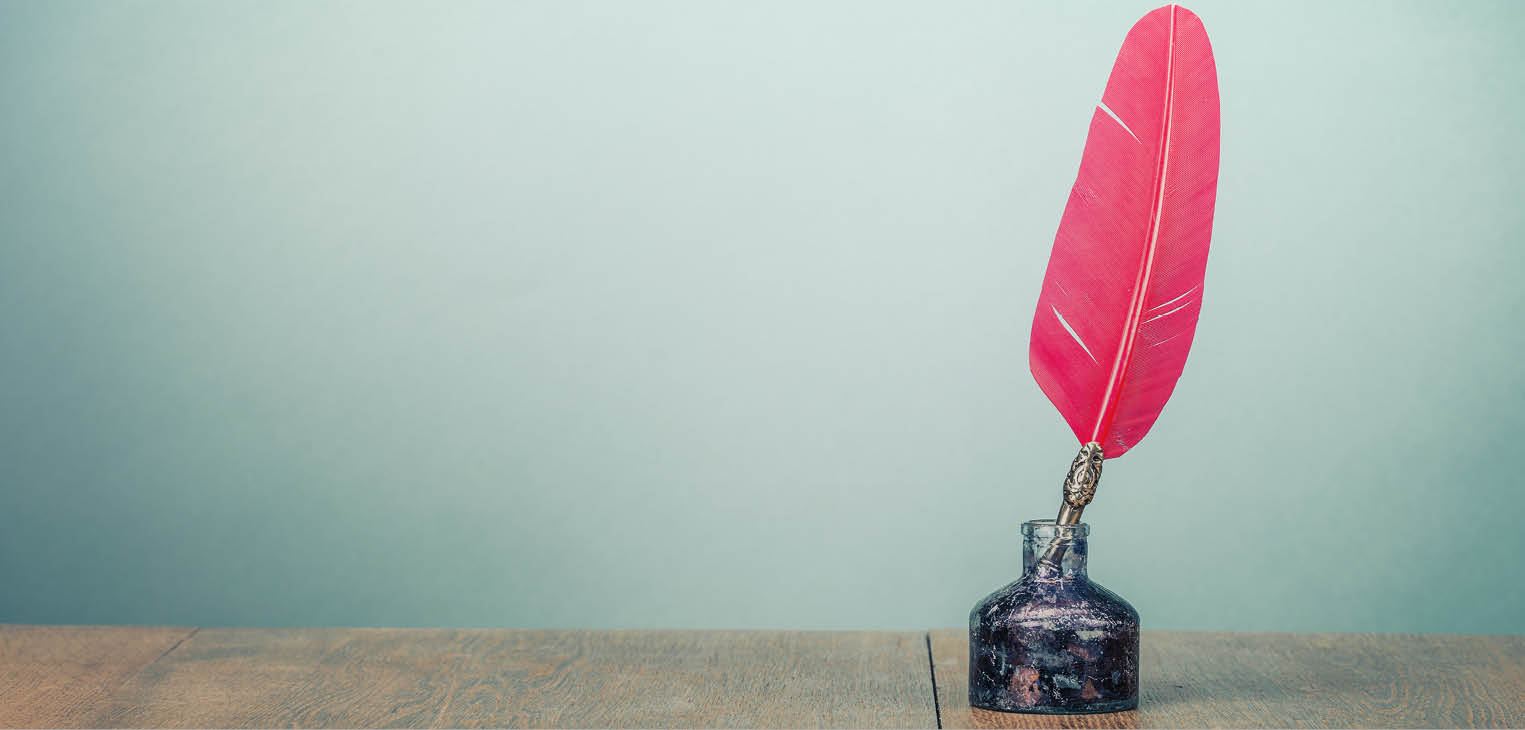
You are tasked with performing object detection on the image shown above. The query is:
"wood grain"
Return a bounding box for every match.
[0,625,195,728]
[929,629,1525,729]
[6,626,1522,728]
[87,629,937,728]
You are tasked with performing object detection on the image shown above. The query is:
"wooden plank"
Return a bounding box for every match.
[929,629,1525,729]
[0,624,196,728]
[90,628,937,728]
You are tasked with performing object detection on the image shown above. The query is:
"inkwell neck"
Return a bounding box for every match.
[1022,519,1088,581]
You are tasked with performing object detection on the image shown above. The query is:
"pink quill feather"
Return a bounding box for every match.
[1029,4,1220,460]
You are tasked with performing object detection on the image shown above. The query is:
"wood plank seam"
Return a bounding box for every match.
[925,631,943,729]
[0,625,201,728]
[142,627,199,672]
[98,627,201,719]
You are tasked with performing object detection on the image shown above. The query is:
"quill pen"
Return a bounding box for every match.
[1029,5,1220,528]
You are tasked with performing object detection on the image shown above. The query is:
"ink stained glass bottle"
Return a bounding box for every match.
[968,520,1139,714]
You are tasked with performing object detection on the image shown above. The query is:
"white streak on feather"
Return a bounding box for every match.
[1052,306,1098,364]
[1144,301,1193,324]
[1098,101,1141,144]
[1148,284,1199,312]
[1150,330,1189,348]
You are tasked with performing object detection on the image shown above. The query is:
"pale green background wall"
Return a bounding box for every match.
[2,1,1522,633]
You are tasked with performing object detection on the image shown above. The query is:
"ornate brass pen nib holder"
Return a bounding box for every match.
[1041,443,1103,573]
[1055,442,1103,526]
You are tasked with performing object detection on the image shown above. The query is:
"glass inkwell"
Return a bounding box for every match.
[968,443,1139,714]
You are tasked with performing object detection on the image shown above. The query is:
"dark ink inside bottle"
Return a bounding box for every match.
[969,520,1139,714]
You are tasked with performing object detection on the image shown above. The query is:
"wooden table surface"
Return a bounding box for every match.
[2,626,1521,728]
